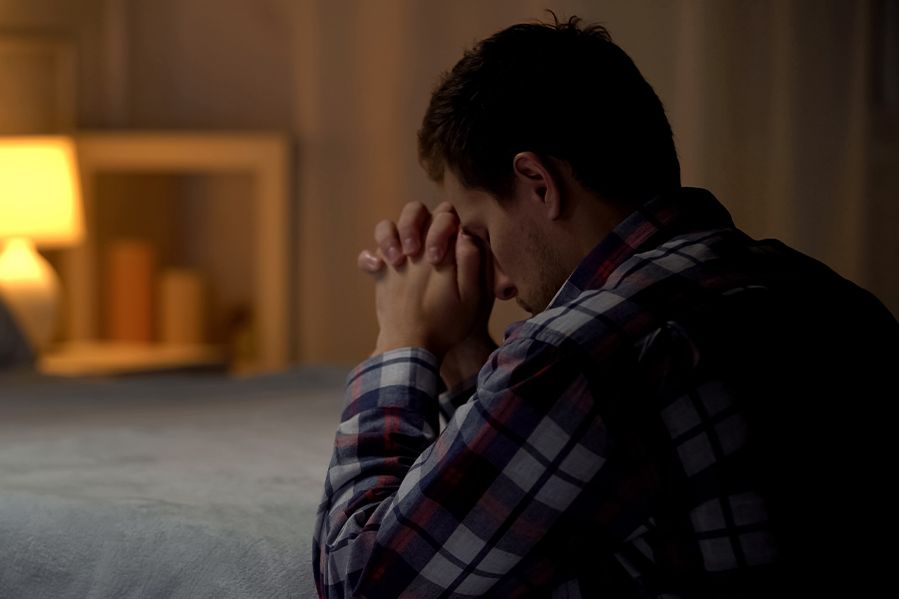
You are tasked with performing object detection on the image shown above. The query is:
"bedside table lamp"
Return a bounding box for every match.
[0,136,84,350]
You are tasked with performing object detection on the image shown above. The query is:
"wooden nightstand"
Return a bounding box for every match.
[59,132,290,373]
[39,341,228,377]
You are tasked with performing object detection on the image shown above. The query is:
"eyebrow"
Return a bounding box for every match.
[460,226,491,249]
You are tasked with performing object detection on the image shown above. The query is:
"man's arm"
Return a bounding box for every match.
[313,332,611,598]
[314,215,619,596]
[358,200,496,416]
[313,346,442,597]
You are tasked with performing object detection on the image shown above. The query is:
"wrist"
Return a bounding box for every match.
[440,332,496,389]
[373,331,445,360]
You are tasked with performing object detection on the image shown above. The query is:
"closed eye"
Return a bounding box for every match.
[461,226,489,246]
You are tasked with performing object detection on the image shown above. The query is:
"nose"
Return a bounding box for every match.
[492,260,517,300]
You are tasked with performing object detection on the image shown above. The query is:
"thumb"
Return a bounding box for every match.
[456,232,482,309]
[357,249,385,275]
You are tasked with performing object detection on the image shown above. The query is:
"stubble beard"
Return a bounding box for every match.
[516,228,565,317]
[515,297,535,315]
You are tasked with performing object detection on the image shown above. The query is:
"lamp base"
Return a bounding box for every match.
[0,238,60,351]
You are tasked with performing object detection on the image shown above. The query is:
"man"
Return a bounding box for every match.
[313,16,898,598]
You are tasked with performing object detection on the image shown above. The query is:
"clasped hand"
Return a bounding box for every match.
[358,202,496,377]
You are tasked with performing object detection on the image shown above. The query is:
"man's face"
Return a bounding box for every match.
[443,170,567,316]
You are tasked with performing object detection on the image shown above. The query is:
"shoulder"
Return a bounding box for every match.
[511,227,743,352]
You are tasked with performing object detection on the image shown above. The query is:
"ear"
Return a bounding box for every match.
[511,152,562,220]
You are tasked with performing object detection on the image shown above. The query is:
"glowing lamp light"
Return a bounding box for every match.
[0,136,83,350]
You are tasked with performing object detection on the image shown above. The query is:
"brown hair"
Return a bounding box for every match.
[418,14,680,204]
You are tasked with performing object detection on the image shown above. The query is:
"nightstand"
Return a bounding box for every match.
[58,132,290,373]
[39,341,228,377]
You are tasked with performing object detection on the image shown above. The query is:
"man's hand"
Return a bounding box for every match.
[358,201,462,271]
[370,231,483,359]
[359,202,497,386]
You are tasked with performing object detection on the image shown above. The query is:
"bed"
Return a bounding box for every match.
[0,366,346,598]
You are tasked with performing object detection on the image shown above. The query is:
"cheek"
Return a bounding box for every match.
[488,237,521,284]
[495,220,531,267]
[484,212,529,280]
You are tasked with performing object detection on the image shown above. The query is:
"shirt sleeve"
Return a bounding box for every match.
[437,373,477,424]
[313,337,612,598]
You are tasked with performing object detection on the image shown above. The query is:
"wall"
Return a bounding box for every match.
[0,0,107,129]
[288,0,684,362]
[2,0,896,365]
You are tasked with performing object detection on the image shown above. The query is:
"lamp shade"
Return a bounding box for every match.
[0,136,84,248]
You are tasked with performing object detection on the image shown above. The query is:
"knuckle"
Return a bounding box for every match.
[434,201,455,214]
[457,242,478,260]
[399,203,429,233]
[401,201,427,220]
[434,213,458,236]
[376,227,399,247]
[374,219,394,237]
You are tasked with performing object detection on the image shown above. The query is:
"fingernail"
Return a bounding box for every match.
[363,254,381,270]
[386,245,401,263]
[427,246,442,262]
[402,237,418,254]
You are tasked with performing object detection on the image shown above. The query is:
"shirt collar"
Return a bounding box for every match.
[548,187,735,309]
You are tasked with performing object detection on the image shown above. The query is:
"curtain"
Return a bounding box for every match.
[290,0,882,362]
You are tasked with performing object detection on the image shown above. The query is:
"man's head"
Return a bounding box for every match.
[418,15,680,313]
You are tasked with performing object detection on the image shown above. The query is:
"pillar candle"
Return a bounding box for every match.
[105,239,155,343]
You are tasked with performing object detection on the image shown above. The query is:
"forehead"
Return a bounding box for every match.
[441,169,494,223]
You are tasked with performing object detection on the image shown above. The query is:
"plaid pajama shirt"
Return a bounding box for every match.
[313,187,899,598]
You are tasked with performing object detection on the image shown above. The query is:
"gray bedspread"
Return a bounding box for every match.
[0,368,346,598]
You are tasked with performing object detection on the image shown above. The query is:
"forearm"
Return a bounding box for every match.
[439,333,496,391]
[315,335,611,596]
[313,347,441,597]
